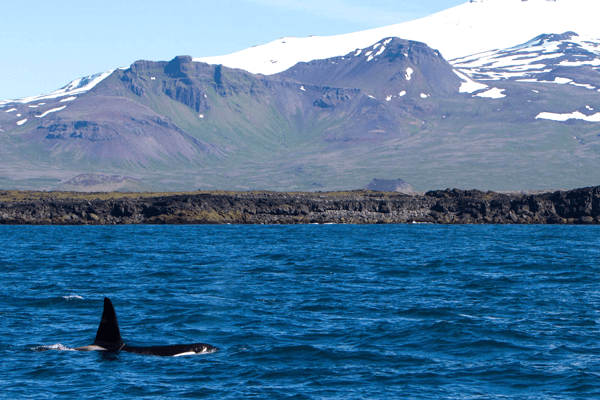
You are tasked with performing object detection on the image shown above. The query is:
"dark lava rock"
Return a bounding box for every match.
[1,186,600,225]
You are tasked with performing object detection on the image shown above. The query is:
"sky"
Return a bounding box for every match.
[1,0,466,100]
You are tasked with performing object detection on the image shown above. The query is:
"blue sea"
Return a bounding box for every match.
[1,225,600,399]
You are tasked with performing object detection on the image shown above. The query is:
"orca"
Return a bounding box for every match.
[75,297,218,357]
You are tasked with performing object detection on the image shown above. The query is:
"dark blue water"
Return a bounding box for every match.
[1,225,600,399]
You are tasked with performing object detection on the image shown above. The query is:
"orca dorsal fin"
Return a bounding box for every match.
[93,297,124,351]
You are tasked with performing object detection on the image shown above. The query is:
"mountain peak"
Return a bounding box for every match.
[164,55,194,78]
[536,31,579,43]
[278,37,462,103]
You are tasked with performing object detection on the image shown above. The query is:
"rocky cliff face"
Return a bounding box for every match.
[2,186,600,225]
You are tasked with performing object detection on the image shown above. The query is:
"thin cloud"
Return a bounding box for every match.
[241,0,428,28]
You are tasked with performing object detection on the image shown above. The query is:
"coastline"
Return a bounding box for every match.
[1,186,599,225]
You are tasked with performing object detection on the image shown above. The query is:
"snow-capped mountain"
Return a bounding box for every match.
[2,0,600,192]
[194,0,600,76]
[451,31,600,122]
[1,33,600,193]
[453,32,600,84]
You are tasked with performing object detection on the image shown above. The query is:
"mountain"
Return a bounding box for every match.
[0,38,469,191]
[2,1,600,192]
[1,32,600,192]
[452,31,600,122]
[453,31,600,83]
[194,0,600,76]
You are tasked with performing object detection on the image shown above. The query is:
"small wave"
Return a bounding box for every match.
[33,344,76,352]
[62,295,84,300]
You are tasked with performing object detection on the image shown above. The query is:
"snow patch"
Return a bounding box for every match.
[367,55,374,62]
[16,119,27,126]
[386,95,392,102]
[553,77,573,84]
[560,59,600,67]
[453,69,488,93]
[35,106,67,118]
[536,111,600,122]
[60,96,77,102]
[420,93,429,98]
[570,82,595,89]
[368,95,376,99]
[520,77,596,90]
[355,49,362,56]
[199,114,204,119]
[5,108,16,113]
[405,68,414,81]
[474,88,506,99]
[375,46,385,56]
[300,86,306,91]
[399,91,406,97]
[587,105,594,111]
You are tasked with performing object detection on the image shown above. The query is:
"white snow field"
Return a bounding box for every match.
[0,70,114,105]
[194,0,600,76]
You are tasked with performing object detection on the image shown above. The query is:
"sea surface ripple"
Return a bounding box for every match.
[1,225,600,399]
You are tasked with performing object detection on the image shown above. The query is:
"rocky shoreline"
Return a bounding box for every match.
[1,186,600,225]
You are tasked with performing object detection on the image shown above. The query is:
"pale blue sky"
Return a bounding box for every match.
[1,1,465,100]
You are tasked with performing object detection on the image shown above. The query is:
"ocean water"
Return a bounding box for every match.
[1,225,600,399]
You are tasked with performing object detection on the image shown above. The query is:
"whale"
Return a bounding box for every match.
[75,297,218,357]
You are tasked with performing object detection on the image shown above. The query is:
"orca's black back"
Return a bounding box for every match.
[93,297,124,351]
[122,343,218,357]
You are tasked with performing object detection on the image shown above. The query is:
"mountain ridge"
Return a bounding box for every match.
[2,11,600,192]
[194,0,600,76]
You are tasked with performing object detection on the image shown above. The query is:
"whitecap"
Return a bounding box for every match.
[33,344,75,352]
